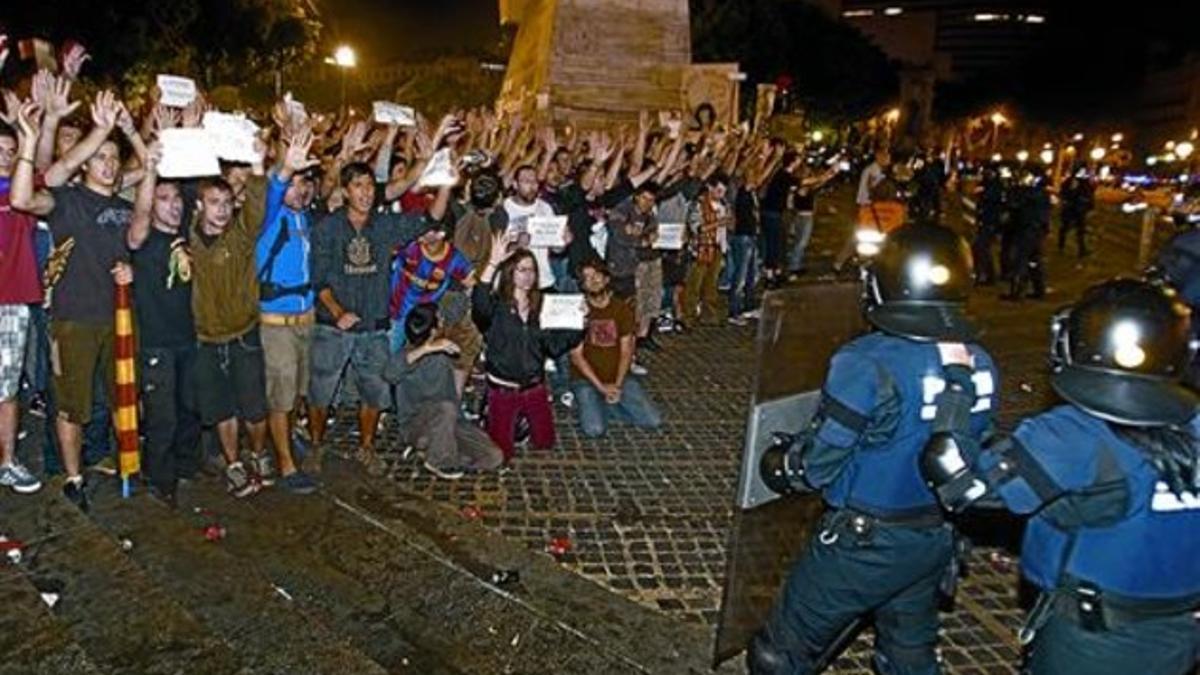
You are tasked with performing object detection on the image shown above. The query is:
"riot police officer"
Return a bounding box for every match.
[1002,170,1052,301]
[922,278,1200,674]
[1153,197,1200,387]
[749,223,999,674]
[1057,172,1094,258]
[972,164,1006,286]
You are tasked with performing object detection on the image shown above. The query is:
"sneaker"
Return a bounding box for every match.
[727,316,749,327]
[280,470,319,495]
[89,455,118,477]
[247,453,277,487]
[0,462,42,494]
[224,462,260,499]
[741,309,762,321]
[560,391,575,408]
[62,476,89,511]
[423,461,466,480]
[630,363,649,377]
[544,358,558,374]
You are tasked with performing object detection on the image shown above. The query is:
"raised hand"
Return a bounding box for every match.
[45,74,81,121]
[90,90,122,131]
[61,43,90,80]
[0,89,21,126]
[282,129,320,176]
[15,101,44,143]
[181,94,207,128]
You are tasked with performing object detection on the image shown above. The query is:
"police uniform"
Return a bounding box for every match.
[922,279,1200,675]
[751,224,998,675]
[972,169,1005,286]
[1003,176,1051,300]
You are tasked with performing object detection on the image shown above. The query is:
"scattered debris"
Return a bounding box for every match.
[489,570,520,588]
[272,585,294,602]
[202,524,227,542]
[1019,382,1034,393]
[461,505,483,521]
[487,626,499,635]
[39,592,59,609]
[510,632,521,648]
[988,551,1015,573]
[1,535,23,565]
[118,538,134,552]
[546,537,572,558]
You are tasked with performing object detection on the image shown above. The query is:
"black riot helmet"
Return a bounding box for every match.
[862,223,978,342]
[1050,278,1199,426]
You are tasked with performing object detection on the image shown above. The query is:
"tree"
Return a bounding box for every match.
[690,0,898,124]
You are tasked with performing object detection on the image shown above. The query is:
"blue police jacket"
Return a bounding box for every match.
[256,172,315,315]
[977,405,1200,602]
[808,332,998,519]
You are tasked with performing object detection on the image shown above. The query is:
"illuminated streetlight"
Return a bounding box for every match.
[990,111,1008,126]
[1016,150,1030,162]
[333,45,356,68]
[1147,156,1159,166]
[885,108,901,123]
[811,130,824,143]
[991,153,1003,163]
[1040,149,1054,165]
[1072,133,1084,142]
[1111,133,1124,143]
[1166,141,1177,151]
[1090,147,1107,162]
[1176,141,1195,160]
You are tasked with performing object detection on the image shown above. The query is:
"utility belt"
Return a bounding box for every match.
[260,310,315,328]
[816,506,945,546]
[1021,581,1200,643]
[316,315,390,332]
[486,373,545,392]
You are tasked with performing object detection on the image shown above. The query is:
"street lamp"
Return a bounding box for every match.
[1176,141,1195,160]
[1016,150,1029,162]
[885,108,901,124]
[324,45,357,112]
[811,130,824,143]
[1040,149,1054,165]
[989,111,1008,152]
[1090,147,1107,162]
[1111,133,1124,143]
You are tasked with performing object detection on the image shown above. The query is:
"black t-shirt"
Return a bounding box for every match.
[733,188,759,237]
[794,188,816,213]
[761,171,797,213]
[48,184,132,324]
[132,227,195,348]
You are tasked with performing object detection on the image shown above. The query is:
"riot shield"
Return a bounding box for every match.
[712,281,866,668]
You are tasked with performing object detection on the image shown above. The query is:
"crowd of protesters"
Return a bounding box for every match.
[0,58,852,509]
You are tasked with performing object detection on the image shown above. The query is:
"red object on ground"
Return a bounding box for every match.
[546,537,572,557]
[461,505,483,521]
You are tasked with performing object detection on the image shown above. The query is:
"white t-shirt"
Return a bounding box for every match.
[502,197,556,289]
[857,163,886,206]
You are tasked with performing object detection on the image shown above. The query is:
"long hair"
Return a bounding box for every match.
[1110,423,1200,496]
[495,248,542,317]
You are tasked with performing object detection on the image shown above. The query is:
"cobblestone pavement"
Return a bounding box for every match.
[323,187,1159,672]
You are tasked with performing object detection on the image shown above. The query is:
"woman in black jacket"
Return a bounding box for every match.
[473,234,580,460]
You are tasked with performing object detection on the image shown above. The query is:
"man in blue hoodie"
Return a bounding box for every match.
[255,129,321,494]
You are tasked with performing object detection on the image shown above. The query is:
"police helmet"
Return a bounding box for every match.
[1050,278,1199,426]
[862,223,978,342]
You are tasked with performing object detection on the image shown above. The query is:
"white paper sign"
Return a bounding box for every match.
[373,101,416,126]
[417,148,458,188]
[157,75,197,108]
[540,294,586,331]
[653,222,685,250]
[202,112,262,164]
[527,215,568,248]
[158,128,220,178]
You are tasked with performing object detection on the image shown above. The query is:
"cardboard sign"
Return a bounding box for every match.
[527,215,568,248]
[653,222,684,250]
[158,128,220,178]
[373,101,416,126]
[540,294,586,331]
[157,75,197,108]
[202,112,262,164]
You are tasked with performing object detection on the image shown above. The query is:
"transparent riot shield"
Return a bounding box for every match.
[712,281,867,668]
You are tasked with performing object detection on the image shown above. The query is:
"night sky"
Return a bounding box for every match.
[323,0,501,65]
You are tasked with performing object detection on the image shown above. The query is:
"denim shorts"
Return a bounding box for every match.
[308,325,391,409]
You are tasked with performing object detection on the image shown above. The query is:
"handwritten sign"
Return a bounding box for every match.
[373,101,416,126]
[540,294,586,331]
[653,222,685,250]
[157,75,197,108]
[158,128,220,178]
[202,112,262,164]
[527,215,568,248]
[417,148,458,188]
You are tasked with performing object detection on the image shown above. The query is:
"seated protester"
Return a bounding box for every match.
[472,236,581,461]
[387,219,473,353]
[385,303,503,480]
[570,258,662,438]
